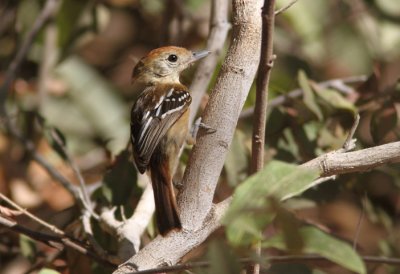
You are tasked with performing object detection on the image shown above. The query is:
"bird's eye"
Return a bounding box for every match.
[167,54,178,62]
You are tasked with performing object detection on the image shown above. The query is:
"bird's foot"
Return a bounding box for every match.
[189,117,216,143]
[173,179,184,190]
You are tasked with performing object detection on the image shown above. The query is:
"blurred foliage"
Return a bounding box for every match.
[0,0,400,273]
[199,241,242,274]
[224,161,319,245]
[19,235,37,263]
[264,226,366,274]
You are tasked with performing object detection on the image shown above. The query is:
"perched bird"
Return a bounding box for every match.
[130,46,210,235]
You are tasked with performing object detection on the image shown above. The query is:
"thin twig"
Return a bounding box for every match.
[0,215,115,267]
[0,191,109,263]
[33,147,105,255]
[343,114,360,152]
[249,0,276,273]
[275,0,299,16]
[240,75,367,119]
[6,119,105,258]
[353,194,367,250]
[45,128,104,254]
[45,124,96,218]
[0,192,65,235]
[0,0,61,115]
[6,121,80,199]
[64,149,98,219]
[280,175,337,201]
[251,0,275,174]
[0,215,62,247]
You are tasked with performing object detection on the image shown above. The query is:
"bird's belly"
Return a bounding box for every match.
[163,110,189,170]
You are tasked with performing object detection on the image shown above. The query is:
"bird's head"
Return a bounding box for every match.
[131,46,210,85]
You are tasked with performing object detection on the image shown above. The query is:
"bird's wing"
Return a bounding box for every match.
[131,85,191,173]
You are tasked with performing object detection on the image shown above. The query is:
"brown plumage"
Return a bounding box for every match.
[130,46,210,235]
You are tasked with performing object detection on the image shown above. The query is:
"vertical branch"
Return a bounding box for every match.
[37,21,58,111]
[178,0,263,231]
[251,0,276,173]
[188,0,230,125]
[249,1,275,273]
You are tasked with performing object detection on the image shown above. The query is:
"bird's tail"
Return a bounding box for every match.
[150,156,182,236]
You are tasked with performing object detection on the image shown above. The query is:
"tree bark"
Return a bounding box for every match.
[113,0,263,272]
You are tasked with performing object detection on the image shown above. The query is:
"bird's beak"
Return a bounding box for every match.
[191,50,211,63]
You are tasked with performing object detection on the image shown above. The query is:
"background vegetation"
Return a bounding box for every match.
[0,0,399,273]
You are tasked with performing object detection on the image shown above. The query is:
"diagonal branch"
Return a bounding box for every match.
[0,192,64,235]
[275,0,298,16]
[6,121,81,199]
[0,215,114,267]
[302,141,400,176]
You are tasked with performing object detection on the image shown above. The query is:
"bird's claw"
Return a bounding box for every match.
[199,122,216,133]
[173,180,183,190]
[190,118,216,140]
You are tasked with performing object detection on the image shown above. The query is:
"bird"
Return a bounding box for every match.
[130,46,210,235]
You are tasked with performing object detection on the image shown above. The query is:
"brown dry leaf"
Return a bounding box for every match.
[319,200,387,254]
[9,179,43,208]
[294,199,386,254]
[28,161,75,210]
[27,140,75,210]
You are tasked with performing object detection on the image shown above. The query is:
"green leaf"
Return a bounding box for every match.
[298,70,323,121]
[226,214,270,245]
[273,204,304,252]
[264,226,366,274]
[312,270,329,274]
[223,161,320,245]
[277,128,299,162]
[49,56,129,154]
[43,126,68,160]
[200,241,241,274]
[17,0,41,36]
[101,149,138,206]
[19,235,37,262]
[56,0,87,47]
[313,87,356,114]
[35,113,71,161]
[38,268,61,274]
